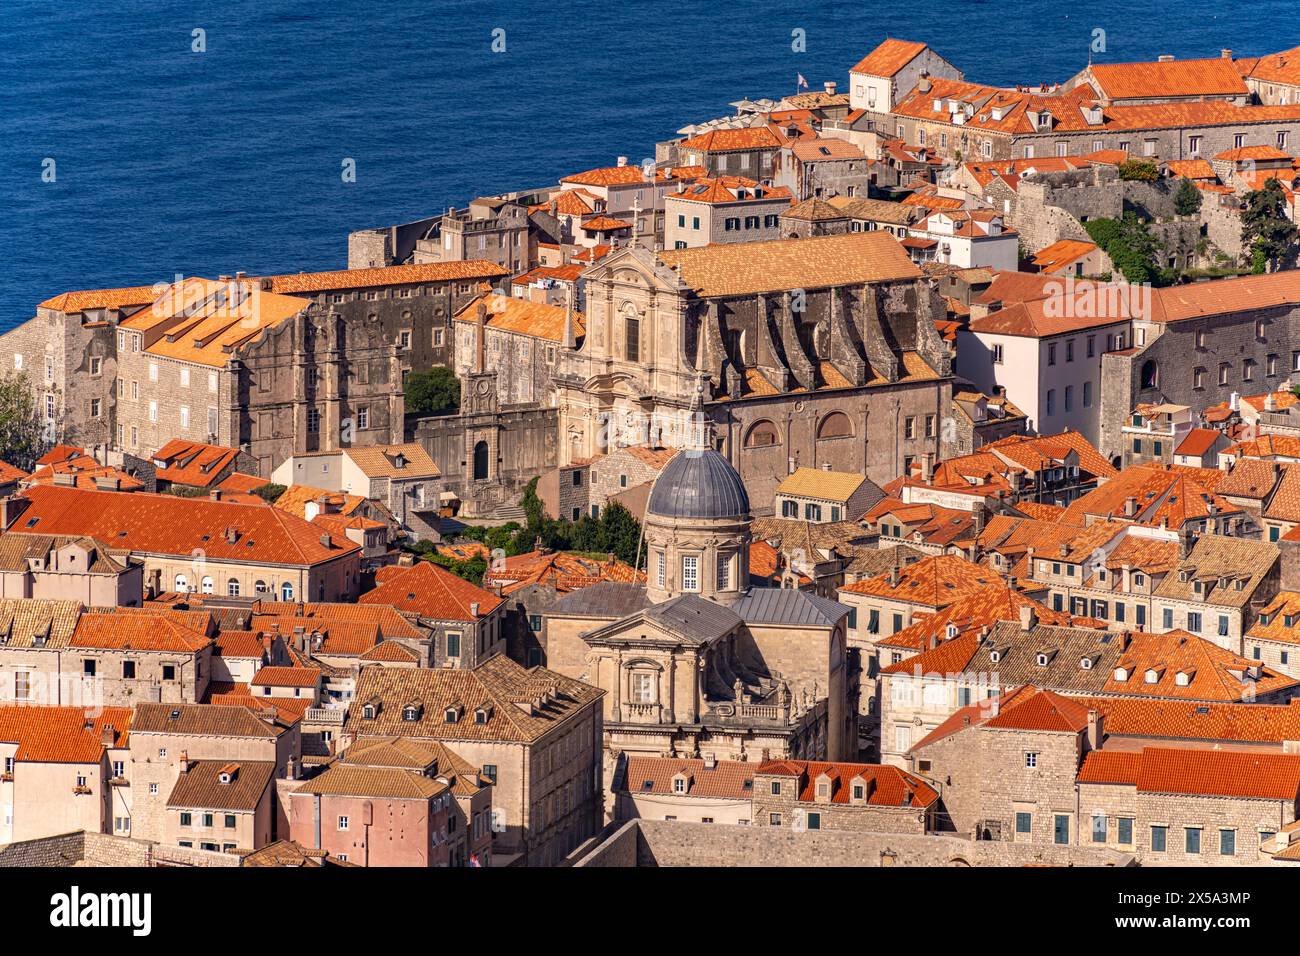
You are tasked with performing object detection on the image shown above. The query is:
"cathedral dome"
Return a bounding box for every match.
[646,449,750,521]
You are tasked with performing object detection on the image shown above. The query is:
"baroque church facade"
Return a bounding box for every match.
[553,232,954,508]
[543,414,856,808]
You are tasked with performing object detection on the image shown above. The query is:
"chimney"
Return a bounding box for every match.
[100,723,115,748]
[889,566,900,587]
[1007,575,1018,591]
[1221,48,1233,59]
[1157,54,1175,62]
[470,601,480,617]
[208,489,221,501]
[1019,604,1036,631]
[617,156,628,167]
[286,754,299,780]
[917,75,932,93]
[823,81,837,95]
[1179,525,1194,559]
[179,751,190,774]
[1123,496,1137,518]
[921,452,935,485]
[1086,709,1104,751]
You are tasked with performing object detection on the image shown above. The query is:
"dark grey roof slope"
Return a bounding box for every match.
[549,582,651,618]
[735,588,849,627]
[647,450,750,520]
[644,595,744,644]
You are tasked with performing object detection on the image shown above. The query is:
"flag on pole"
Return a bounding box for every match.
[796,73,809,90]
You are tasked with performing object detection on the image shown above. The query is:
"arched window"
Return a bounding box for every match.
[473,440,489,481]
[254,580,268,594]
[201,576,214,595]
[227,578,240,597]
[744,420,780,448]
[1141,360,1159,390]
[817,411,854,440]
[281,582,294,602]
[174,574,188,593]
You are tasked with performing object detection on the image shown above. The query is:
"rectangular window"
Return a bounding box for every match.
[446,631,461,658]
[625,318,640,363]
[1118,818,1133,845]
[1092,815,1107,843]
[716,554,730,591]
[1151,825,1167,852]
[1187,612,1201,633]
[656,551,666,588]
[1054,815,1069,845]
[1015,811,1032,834]
[179,406,189,430]
[338,816,349,831]
[1185,827,1201,854]
[1219,829,1235,856]
[1024,752,1038,769]
[992,343,1004,364]
[682,555,698,592]
[1162,607,1173,629]
[806,812,821,830]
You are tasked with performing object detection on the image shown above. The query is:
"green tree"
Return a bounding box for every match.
[1241,179,1299,273]
[251,482,287,503]
[1173,178,1202,216]
[1118,159,1159,182]
[1085,213,1165,286]
[404,367,461,416]
[0,371,49,471]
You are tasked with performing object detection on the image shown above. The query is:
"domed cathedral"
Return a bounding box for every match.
[543,385,858,811]
[642,382,753,607]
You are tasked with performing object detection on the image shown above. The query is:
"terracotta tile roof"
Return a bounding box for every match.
[1059,463,1237,530]
[26,447,146,492]
[1263,463,1300,522]
[167,759,276,811]
[350,655,603,745]
[1214,144,1293,162]
[1148,532,1277,610]
[839,554,997,607]
[264,261,508,295]
[1107,629,1293,701]
[38,285,160,313]
[71,612,211,653]
[619,755,756,800]
[1163,158,1217,180]
[1085,58,1249,100]
[850,38,929,77]
[218,472,268,495]
[272,485,367,520]
[212,630,267,659]
[481,550,643,596]
[1246,46,1300,87]
[208,689,313,722]
[776,467,871,503]
[876,585,1098,654]
[911,685,1038,749]
[0,705,131,762]
[0,598,83,649]
[983,686,1093,732]
[343,442,440,481]
[825,195,917,225]
[360,560,502,622]
[1148,270,1300,323]
[1031,239,1099,274]
[248,614,379,657]
[453,292,583,343]
[293,763,449,800]
[790,138,866,162]
[511,263,585,286]
[132,702,294,737]
[151,440,240,488]
[239,839,354,867]
[1080,695,1300,745]
[757,759,939,808]
[1015,502,1066,521]
[678,126,785,152]
[11,485,358,566]
[254,600,424,642]
[669,176,792,205]
[1174,428,1222,458]
[358,640,421,663]
[1230,435,1300,463]
[580,215,634,233]
[250,666,320,688]
[1081,746,1300,801]
[657,232,920,298]
[0,533,130,575]
[560,165,647,187]
[1216,458,1280,500]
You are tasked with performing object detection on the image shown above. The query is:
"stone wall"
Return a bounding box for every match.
[574,818,1134,867]
[0,830,240,867]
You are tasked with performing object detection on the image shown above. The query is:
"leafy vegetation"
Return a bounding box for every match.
[251,482,287,504]
[1084,213,1172,286]
[1241,179,1299,274]
[404,367,461,416]
[1173,178,1202,216]
[408,477,646,585]
[1117,159,1159,182]
[0,371,50,471]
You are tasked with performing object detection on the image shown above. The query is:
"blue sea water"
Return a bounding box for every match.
[0,0,1294,330]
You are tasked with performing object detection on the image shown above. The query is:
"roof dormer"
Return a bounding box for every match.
[1144,667,1163,684]
[1175,669,1195,687]
[1113,666,1129,682]
[671,771,692,795]
[814,771,837,804]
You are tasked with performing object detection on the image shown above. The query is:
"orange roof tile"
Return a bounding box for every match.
[757,759,939,808]
[454,293,583,343]
[850,38,929,77]
[840,553,997,607]
[264,261,508,295]
[71,612,211,653]
[0,705,132,762]
[151,439,240,488]
[678,126,785,152]
[1085,58,1249,100]
[359,560,502,623]
[621,755,756,800]
[12,484,358,566]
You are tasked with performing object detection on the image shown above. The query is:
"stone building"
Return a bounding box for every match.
[0,484,363,604]
[127,702,300,847]
[544,436,855,804]
[611,754,756,825]
[663,177,792,249]
[409,197,533,274]
[346,655,605,867]
[1099,271,1300,465]
[848,38,964,121]
[452,293,581,409]
[0,533,142,606]
[555,232,953,505]
[750,759,939,833]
